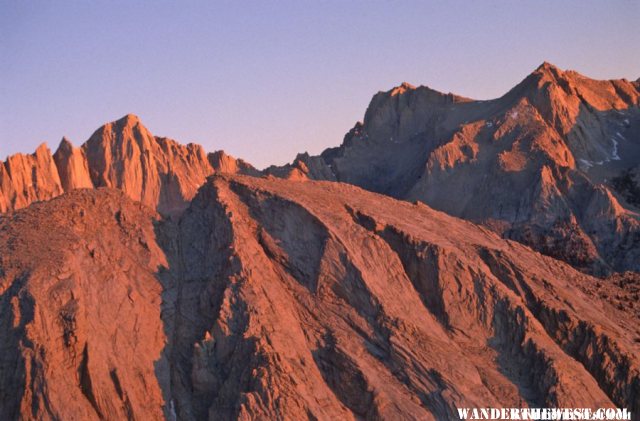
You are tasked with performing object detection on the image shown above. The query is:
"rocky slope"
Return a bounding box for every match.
[1,175,639,420]
[0,114,256,216]
[272,63,640,274]
[0,189,168,420]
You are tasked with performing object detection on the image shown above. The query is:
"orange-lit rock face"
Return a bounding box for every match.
[208,150,259,177]
[1,176,638,420]
[0,114,258,216]
[0,190,167,420]
[1,61,639,418]
[53,137,94,191]
[0,143,63,213]
[82,114,215,215]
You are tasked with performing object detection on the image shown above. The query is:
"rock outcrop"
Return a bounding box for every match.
[208,151,260,177]
[82,114,216,216]
[1,175,639,420]
[53,137,93,191]
[276,63,640,274]
[0,143,63,213]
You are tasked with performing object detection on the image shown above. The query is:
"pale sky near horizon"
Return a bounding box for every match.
[1,1,639,169]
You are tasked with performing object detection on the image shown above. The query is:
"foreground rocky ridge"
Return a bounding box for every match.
[270,63,640,274]
[1,175,639,420]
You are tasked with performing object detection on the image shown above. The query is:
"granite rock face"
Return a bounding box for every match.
[1,175,638,420]
[0,114,256,216]
[0,143,63,213]
[52,137,94,192]
[276,63,640,274]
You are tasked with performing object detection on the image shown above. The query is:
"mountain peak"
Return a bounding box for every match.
[57,136,73,151]
[34,142,51,156]
[104,114,143,130]
[531,61,568,81]
[115,113,142,126]
[390,82,416,96]
[502,61,572,101]
[536,61,560,72]
[84,113,151,151]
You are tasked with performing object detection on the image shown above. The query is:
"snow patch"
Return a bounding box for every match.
[611,138,621,160]
[486,121,494,128]
[579,159,594,168]
[510,111,519,119]
[169,400,177,421]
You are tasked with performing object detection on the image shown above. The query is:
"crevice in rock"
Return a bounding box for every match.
[477,248,538,308]
[311,331,377,419]
[110,368,135,421]
[109,369,124,400]
[345,205,451,329]
[78,343,103,419]
[489,299,551,407]
[536,305,640,415]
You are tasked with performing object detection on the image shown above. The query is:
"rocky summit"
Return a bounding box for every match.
[1,63,639,420]
[0,114,257,216]
[270,63,640,275]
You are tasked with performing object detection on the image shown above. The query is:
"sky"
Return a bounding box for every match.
[1,1,639,169]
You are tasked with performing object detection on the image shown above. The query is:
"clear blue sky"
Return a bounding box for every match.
[1,1,638,169]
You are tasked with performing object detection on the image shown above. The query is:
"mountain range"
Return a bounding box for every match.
[2,63,640,275]
[1,63,639,420]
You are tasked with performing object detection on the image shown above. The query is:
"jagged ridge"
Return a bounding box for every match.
[0,114,257,215]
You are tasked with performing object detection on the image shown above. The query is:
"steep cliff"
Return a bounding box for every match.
[53,137,94,191]
[1,115,257,216]
[0,144,63,213]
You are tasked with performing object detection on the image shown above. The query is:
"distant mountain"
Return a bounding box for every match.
[268,63,640,274]
[1,175,638,420]
[0,114,257,216]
